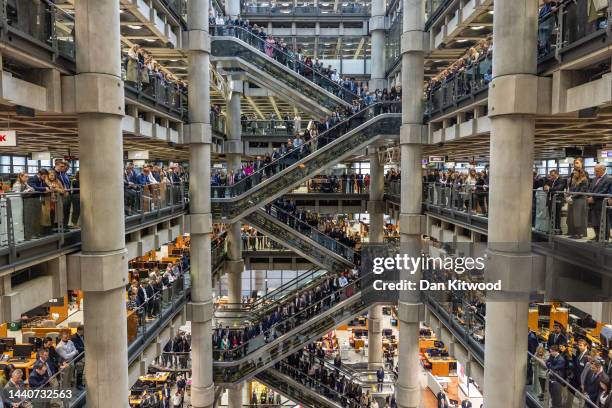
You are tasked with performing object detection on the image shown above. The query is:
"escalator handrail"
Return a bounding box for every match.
[212,24,361,102]
[212,101,401,199]
[215,266,325,313]
[213,271,367,358]
[267,204,359,262]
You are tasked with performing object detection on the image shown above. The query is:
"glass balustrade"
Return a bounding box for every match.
[256,369,335,408]
[211,102,401,221]
[241,120,296,138]
[0,183,188,262]
[210,25,360,107]
[415,182,612,245]
[212,273,377,384]
[243,209,352,272]
[266,361,347,407]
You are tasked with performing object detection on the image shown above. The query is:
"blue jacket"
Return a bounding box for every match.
[27,175,48,192]
[136,173,150,186]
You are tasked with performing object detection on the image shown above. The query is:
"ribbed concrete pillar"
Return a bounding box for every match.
[225,80,244,305]
[186,1,214,406]
[396,0,425,407]
[228,385,243,408]
[483,1,538,408]
[369,0,387,90]
[74,1,129,406]
[368,153,385,369]
[226,0,240,17]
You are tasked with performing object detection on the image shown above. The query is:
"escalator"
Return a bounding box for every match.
[211,25,357,117]
[256,363,343,408]
[212,271,389,385]
[243,207,355,272]
[211,102,401,223]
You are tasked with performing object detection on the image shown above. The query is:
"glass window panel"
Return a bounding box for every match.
[0,165,10,174]
[0,156,10,165]
[13,157,25,165]
[13,166,24,173]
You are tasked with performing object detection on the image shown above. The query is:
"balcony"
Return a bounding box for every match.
[0,184,187,272]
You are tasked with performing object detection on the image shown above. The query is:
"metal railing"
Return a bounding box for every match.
[0,183,187,265]
[241,4,369,16]
[210,25,361,104]
[241,120,298,138]
[414,181,612,245]
[0,0,75,62]
[123,60,187,119]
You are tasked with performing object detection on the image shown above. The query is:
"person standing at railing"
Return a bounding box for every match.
[55,160,72,230]
[45,170,64,234]
[587,164,611,241]
[56,332,78,391]
[25,169,50,239]
[566,166,590,239]
[125,45,141,84]
[546,345,566,408]
[544,170,567,233]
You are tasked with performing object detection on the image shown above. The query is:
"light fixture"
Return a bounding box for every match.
[281,9,291,12]
[471,25,484,30]
[128,24,142,29]
[144,38,156,42]
[488,10,494,14]
[170,59,178,62]
[282,2,289,5]
[457,39,468,43]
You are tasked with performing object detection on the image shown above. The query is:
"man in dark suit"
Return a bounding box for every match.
[527,329,539,384]
[546,345,566,408]
[71,325,84,354]
[547,324,567,349]
[587,164,611,241]
[583,359,606,403]
[544,169,567,232]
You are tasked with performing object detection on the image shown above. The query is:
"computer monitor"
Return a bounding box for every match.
[0,338,16,349]
[27,337,43,350]
[12,344,33,359]
[538,304,552,316]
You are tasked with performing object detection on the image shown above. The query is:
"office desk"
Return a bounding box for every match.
[139,373,169,383]
[425,354,457,377]
[25,327,76,338]
[1,350,37,380]
[419,338,437,353]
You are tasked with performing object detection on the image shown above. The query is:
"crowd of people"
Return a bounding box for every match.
[130,370,188,408]
[529,324,612,408]
[249,386,283,406]
[124,44,187,95]
[307,173,371,194]
[269,199,361,262]
[423,168,490,215]
[1,331,85,407]
[212,269,360,361]
[277,346,395,408]
[424,36,493,110]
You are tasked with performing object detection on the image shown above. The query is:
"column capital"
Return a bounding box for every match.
[485,249,545,293]
[488,74,540,117]
[401,31,425,54]
[369,15,386,32]
[225,259,245,275]
[184,30,211,53]
[67,249,128,291]
[187,213,212,234]
[397,301,424,323]
[184,123,212,144]
[75,73,124,116]
[186,300,213,323]
[400,124,426,145]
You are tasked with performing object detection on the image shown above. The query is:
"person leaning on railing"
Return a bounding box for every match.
[587,164,611,241]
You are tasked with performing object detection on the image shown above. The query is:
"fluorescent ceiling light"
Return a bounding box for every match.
[471,25,484,30]
[282,2,290,5]
[144,38,156,42]
[128,24,142,29]
[457,39,468,43]
[488,10,494,14]
[281,9,291,12]
[170,59,178,62]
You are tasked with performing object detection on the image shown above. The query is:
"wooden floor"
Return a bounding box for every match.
[421,377,461,408]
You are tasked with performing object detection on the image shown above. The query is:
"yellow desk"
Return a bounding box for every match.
[425,354,456,377]
[139,373,170,383]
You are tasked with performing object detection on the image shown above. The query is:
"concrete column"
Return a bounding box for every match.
[225,79,244,306]
[74,0,128,406]
[369,0,386,90]
[186,1,214,406]
[483,1,538,408]
[368,153,385,369]
[396,0,425,407]
[228,384,243,408]
[226,0,240,18]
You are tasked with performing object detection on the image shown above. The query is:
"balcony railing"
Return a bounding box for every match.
[123,62,187,120]
[241,120,297,138]
[0,183,187,267]
[385,181,612,246]
[0,0,75,62]
[423,0,611,118]
[241,4,369,16]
